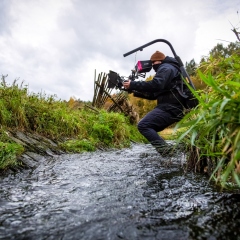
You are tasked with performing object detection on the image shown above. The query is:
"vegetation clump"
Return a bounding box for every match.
[176,42,240,188]
[0,77,146,170]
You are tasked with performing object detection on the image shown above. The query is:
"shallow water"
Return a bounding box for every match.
[0,143,239,240]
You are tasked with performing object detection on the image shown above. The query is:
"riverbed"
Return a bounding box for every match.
[0,143,239,240]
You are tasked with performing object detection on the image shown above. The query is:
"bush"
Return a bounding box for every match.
[0,76,146,170]
[60,139,96,152]
[176,53,240,188]
[0,142,24,169]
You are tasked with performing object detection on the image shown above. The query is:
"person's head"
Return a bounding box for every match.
[150,51,166,71]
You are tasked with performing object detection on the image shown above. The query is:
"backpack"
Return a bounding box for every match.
[170,63,199,110]
[178,79,199,109]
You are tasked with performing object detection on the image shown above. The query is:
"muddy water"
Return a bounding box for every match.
[0,143,239,240]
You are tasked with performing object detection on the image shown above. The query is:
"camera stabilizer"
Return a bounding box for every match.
[107,39,196,92]
[107,60,152,90]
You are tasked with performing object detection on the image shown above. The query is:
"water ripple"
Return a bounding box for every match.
[0,143,239,240]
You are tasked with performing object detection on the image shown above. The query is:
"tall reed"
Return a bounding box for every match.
[176,53,240,188]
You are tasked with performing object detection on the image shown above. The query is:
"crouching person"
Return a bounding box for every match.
[123,51,186,156]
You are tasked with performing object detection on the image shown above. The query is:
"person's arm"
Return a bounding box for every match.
[128,65,174,92]
[123,81,160,100]
[132,90,160,100]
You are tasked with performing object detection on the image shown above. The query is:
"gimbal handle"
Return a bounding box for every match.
[123,39,196,90]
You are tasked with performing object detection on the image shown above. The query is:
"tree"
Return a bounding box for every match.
[209,42,240,58]
[232,27,240,41]
[230,11,240,41]
[185,59,197,76]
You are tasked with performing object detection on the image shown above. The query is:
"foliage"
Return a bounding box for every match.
[189,75,207,90]
[0,77,145,170]
[128,93,157,119]
[60,110,146,151]
[176,52,240,188]
[208,42,240,59]
[185,59,197,76]
[0,141,24,170]
[60,139,96,152]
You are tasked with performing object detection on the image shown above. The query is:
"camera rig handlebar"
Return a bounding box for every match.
[107,39,196,91]
[123,39,196,90]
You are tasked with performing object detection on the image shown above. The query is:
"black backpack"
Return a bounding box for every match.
[170,63,199,110]
[177,78,199,109]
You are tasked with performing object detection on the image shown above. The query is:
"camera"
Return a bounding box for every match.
[107,70,125,90]
[107,60,152,90]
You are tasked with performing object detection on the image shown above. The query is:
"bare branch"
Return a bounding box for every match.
[231,28,240,42]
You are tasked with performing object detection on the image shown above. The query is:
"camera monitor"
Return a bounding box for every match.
[135,60,152,73]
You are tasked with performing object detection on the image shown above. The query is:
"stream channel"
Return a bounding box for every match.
[0,143,240,240]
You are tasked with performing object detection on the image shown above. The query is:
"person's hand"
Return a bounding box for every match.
[123,80,131,89]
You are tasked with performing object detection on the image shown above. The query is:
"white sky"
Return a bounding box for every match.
[0,0,239,101]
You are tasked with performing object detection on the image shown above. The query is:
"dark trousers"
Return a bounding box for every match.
[137,106,183,145]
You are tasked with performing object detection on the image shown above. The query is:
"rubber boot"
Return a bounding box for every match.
[151,140,175,157]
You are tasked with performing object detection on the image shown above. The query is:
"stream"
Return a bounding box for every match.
[0,143,239,240]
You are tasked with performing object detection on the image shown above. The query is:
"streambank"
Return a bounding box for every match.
[2,130,64,173]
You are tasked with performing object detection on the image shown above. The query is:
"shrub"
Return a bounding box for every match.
[176,53,240,188]
[0,142,24,170]
[60,139,96,152]
[0,76,146,170]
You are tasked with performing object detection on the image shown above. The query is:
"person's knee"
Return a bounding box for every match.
[137,120,145,133]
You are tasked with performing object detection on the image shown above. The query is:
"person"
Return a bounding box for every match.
[123,51,186,157]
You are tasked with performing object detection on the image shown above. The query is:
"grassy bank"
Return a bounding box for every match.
[176,53,240,188]
[0,77,146,170]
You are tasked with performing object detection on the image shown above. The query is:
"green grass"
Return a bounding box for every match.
[0,76,146,170]
[176,53,240,188]
[0,141,24,170]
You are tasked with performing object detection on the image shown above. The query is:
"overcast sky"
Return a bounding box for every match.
[0,0,239,101]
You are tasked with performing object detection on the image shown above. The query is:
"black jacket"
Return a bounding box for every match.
[129,56,185,106]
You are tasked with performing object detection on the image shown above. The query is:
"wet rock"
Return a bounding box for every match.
[24,152,46,162]
[19,154,38,168]
[6,130,64,169]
